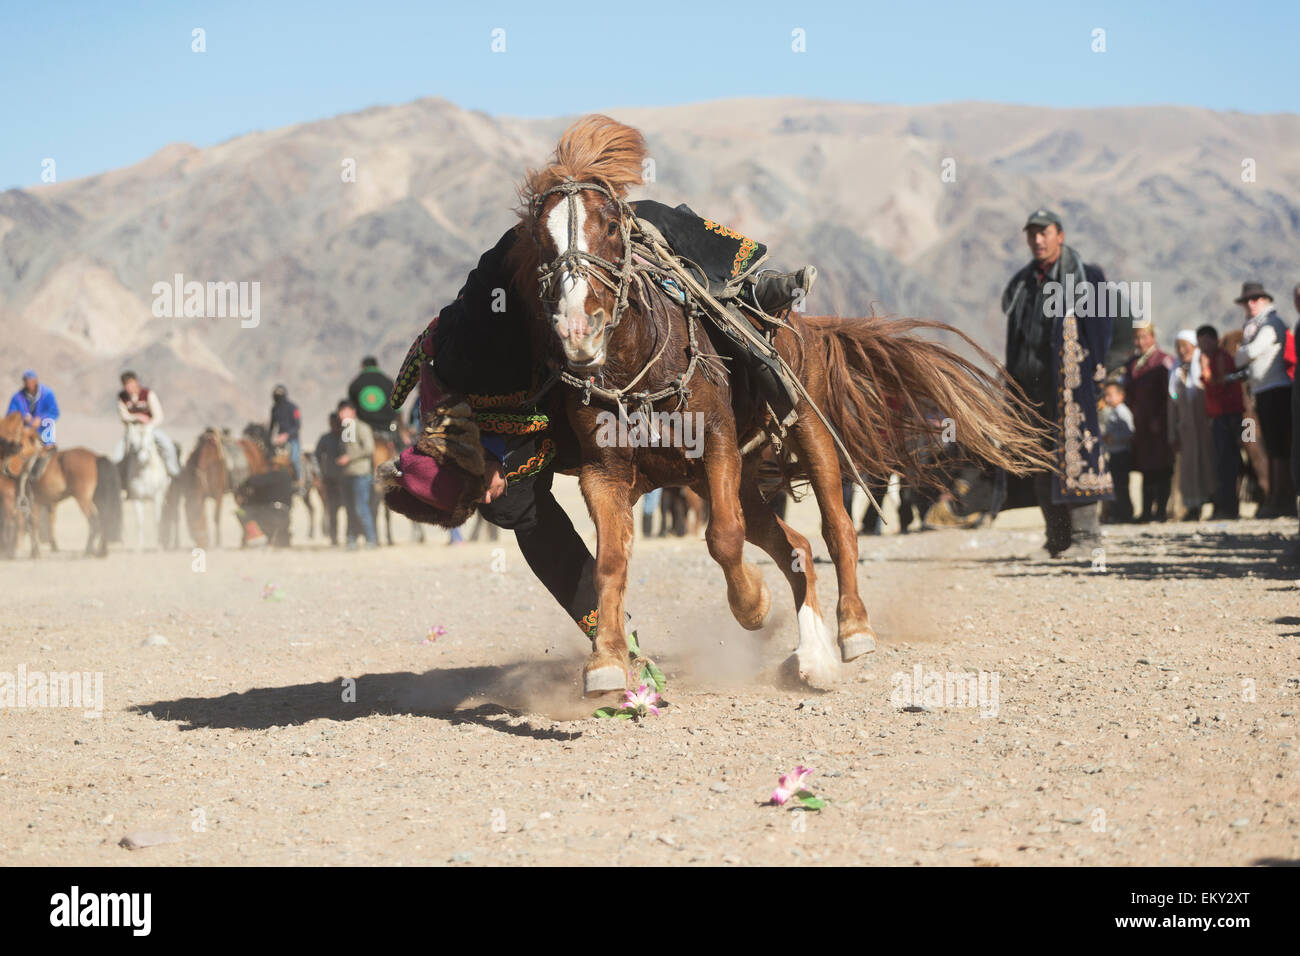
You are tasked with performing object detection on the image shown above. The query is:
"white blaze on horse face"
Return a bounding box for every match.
[545,198,601,362]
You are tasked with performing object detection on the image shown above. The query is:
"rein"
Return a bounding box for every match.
[530,178,707,419]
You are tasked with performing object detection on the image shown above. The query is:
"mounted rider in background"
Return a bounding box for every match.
[112,371,181,479]
[268,384,302,479]
[7,370,60,445]
[6,369,61,485]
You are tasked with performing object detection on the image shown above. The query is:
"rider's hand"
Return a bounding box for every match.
[482,458,506,504]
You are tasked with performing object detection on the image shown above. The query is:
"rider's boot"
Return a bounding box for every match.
[752,265,817,315]
[28,447,53,484]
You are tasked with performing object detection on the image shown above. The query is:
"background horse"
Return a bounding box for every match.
[123,420,169,550]
[183,427,268,548]
[11,445,122,558]
[512,116,1051,694]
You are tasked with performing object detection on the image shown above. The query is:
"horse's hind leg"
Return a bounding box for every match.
[700,438,769,631]
[790,415,878,661]
[738,473,839,685]
[75,494,104,557]
[578,470,637,696]
[27,509,40,558]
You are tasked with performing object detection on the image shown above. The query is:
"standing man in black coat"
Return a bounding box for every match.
[1000,208,1128,558]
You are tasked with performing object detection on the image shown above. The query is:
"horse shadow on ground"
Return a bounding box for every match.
[1274,616,1300,638]
[132,660,599,740]
[944,530,1299,582]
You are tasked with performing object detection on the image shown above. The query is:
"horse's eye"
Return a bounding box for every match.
[606,220,620,238]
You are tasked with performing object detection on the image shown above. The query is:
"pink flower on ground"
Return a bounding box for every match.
[771,766,814,806]
[422,625,448,644]
[624,684,662,716]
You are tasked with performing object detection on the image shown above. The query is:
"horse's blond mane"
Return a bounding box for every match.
[516,114,647,216]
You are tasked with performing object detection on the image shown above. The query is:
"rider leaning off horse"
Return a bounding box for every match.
[113,371,182,479]
[384,179,815,641]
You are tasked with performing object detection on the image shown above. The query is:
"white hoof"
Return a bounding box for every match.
[583,665,626,697]
[790,648,840,688]
[792,604,841,686]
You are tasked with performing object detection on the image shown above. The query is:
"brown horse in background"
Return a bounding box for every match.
[1,427,122,558]
[511,116,1052,694]
[182,428,268,548]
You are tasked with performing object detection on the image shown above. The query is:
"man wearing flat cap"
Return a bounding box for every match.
[1232,281,1295,518]
[998,208,1129,558]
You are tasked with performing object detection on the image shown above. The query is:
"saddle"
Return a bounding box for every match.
[221,435,254,488]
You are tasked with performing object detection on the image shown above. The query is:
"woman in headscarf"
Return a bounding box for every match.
[1169,329,1216,520]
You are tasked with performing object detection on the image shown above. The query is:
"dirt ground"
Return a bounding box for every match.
[1,476,1297,867]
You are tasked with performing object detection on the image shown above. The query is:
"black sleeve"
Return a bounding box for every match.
[432,227,533,397]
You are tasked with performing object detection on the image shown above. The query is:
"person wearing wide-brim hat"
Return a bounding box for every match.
[1232,281,1295,518]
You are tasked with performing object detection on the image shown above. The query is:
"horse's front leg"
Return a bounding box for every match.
[701,435,769,631]
[791,413,876,662]
[578,467,636,696]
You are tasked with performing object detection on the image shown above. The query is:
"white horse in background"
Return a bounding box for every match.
[123,420,169,551]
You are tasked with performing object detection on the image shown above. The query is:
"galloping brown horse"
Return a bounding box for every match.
[510,116,1052,693]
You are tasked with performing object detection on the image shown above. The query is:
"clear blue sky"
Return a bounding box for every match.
[3,0,1296,189]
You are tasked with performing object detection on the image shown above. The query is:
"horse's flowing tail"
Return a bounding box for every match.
[94,455,123,543]
[804,315,1056,488]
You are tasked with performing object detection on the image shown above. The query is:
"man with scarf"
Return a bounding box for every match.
[999,209,1127,557]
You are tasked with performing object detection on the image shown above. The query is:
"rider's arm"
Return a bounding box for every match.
[117,398,135,424]
[147,391,164,427]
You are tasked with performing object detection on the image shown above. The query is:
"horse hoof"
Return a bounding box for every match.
[582,665,626,697]
[789,650,839,689]
[839,631,877,661]
[734,580,771,631]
